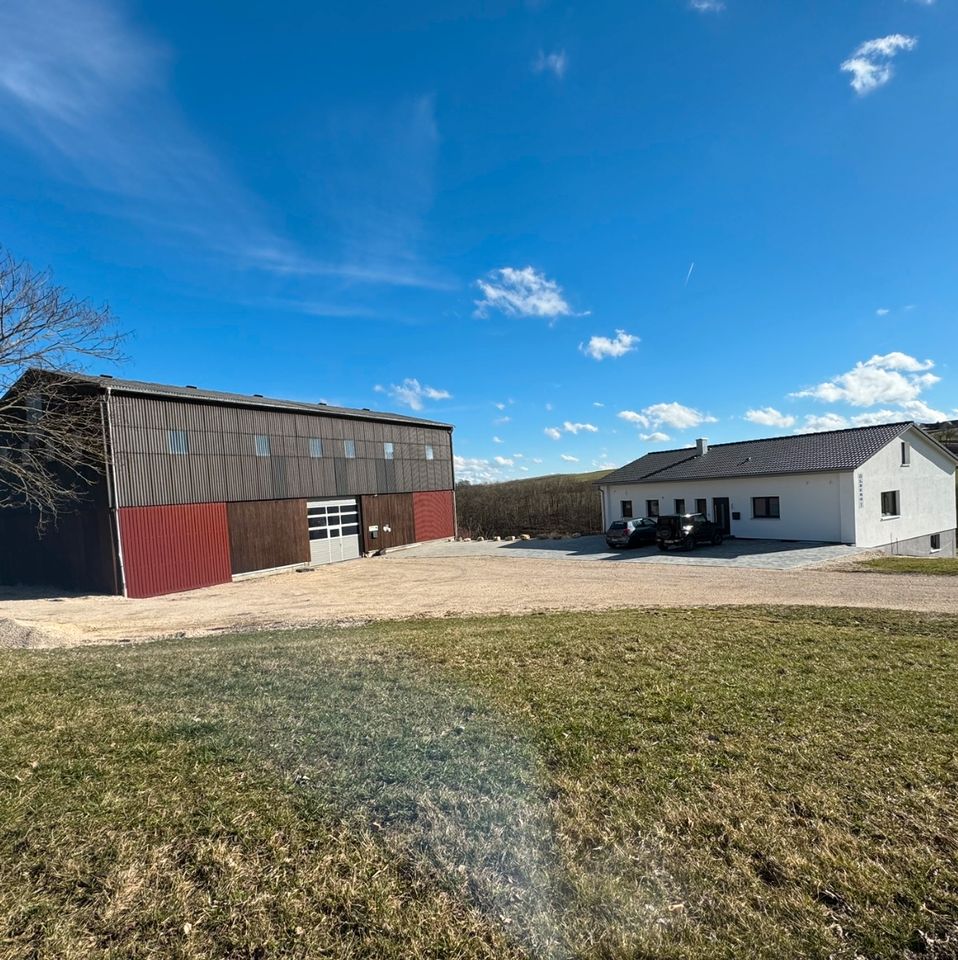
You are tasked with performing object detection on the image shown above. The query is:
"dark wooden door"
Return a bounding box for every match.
[712,497,731,535]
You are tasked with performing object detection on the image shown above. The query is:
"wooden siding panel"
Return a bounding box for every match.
[359,493,415,552]
[413,490,456,543]
[226,499,308,574]
[119,503,231,598]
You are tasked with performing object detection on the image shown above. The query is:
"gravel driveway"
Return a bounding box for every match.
[1,544,956,649]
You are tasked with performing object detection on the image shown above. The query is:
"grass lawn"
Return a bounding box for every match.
[1,607,957,959]
[855,556,958,576]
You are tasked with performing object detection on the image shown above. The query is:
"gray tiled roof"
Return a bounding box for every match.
[597,422,915,486]
[26,369,453,429]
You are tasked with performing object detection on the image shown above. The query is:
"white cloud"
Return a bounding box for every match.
[532,458,543,464]
[494,456,514,467]
[791,352,938,407]
[492,436,504,444]
[545,402,553,411]
[560,454,580,463]
[562,421,599,435]
[796,414,850,434]
[898,399,949,422]
[474,266,578,322]
[640,432,671,442]
[455,455,501,484]
[593,401,605,408]
[512,453,524,459]
[580,329,639,361]
[690,0,725,10]
[618,402,718,430]
[744,407,796,429]
[594,461,618,470]
[494,416,511,424]
[374,378,451,411]
[494,402,506,410]
[841,34,917,95]
[544,426,562,440]
[876,308,890,316]
[532,49,568,79]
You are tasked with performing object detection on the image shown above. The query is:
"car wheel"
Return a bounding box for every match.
[711,532,724,546]
[683,535,696,551]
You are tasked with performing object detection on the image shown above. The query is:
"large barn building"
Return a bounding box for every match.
[0,371,456,597]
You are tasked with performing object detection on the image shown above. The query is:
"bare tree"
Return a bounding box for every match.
[0,247,124,522]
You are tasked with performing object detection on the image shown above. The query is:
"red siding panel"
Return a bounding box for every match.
[119,504,232,598]
[412,490,455,543]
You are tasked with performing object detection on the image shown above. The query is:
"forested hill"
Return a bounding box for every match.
[455,470,611,539]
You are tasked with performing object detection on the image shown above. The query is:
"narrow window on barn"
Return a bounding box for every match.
[695,498,707,516]
[674,498,686,514]
[752,496,780,518]
[309,437,323,458]
[880,490,900,517]
[901,442,911,466]
[425,444,435,460]
[168,429,189,455]
[384,441,394,460]
[646,499,659,518]
[930,533,941,551]
[254,435,270,457]
[344,439,356,459]
[621,500,633,519]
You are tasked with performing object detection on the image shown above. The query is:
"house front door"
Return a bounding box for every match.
[713,497,731,535]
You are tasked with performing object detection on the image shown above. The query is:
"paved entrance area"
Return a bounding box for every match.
[400,536,864,570]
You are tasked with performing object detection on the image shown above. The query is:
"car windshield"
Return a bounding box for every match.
[609,521,628,530]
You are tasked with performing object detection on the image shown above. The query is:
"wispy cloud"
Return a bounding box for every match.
[532,49,568,79]
[455,455,503,484]
[790,352,937,407]
[841,34,917,95]
[544,427,562,440]
[618,402,718,430]
[562,421,599,435]
[640,432,671,442]
[689,0,725,11]
[492,436,504,444]
[560,454,579,463]
[374,378,452,411]
[494,456,514,467]
[579,330,639,361]
[474,266,580,322]
[744,407,796,429]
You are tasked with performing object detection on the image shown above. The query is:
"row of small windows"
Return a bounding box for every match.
[621,497,778,519]
[168,429,435,461]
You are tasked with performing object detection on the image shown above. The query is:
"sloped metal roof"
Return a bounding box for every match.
[597,422,919,485]
[23,369,453,429]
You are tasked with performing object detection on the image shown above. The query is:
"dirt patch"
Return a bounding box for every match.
[0,618,62,650]
[2,553,958,650]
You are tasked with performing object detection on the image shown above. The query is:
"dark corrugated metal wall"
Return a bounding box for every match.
[413,491,456,543]
[119,504,232,598]
[359,494,416,552]
[226,499,309,574]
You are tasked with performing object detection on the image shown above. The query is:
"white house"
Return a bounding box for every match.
[597,422,958,557]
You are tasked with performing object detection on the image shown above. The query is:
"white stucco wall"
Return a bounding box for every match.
[600,472,847,542]
[852,428,957,549]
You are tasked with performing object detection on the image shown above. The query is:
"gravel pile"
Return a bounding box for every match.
[0,618,57,650]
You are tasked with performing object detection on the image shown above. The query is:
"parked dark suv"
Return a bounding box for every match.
[656,513,724,551]
[606,517,657,549]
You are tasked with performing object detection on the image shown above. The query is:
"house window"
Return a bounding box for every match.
[931,533,941,551]
[425,444,435,460]
[674,498,686,514]
[646,499,659,518]
[384,441,394,460]
[695,498,707,516]
[309,438,323,458]
[881,490,900,517]
[344,439,356,459]
[254,435,270,457]
[621,500,633,519]
[168,430,189,455]
[901,442,911,466]
[753,496,780,519]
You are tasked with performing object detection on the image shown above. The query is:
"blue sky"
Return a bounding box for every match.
[1,0,956,482]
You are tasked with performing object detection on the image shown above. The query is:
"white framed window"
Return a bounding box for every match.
[384,441,394,460]
[646,499,659,518]
[168,429,189,455]
[425,444,435,460]
[309,437,323,458]
[880,490,900,517]
[752,496,780,519]
[254,435,270,457]
[621,500,633,519]
[931,533,941,552]
[344,439,356,459]
[901,442,911,466]
[674,498,686,514]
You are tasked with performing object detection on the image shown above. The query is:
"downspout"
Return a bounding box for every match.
[450,428,459,539]
[99,386,127,597]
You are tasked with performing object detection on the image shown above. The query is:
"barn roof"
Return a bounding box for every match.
[18,369,454,429]
[597,422,934,486]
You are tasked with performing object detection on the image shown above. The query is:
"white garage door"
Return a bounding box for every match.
[307,498,361,565]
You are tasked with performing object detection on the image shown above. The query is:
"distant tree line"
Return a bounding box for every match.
[456,474,604,538]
